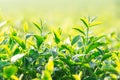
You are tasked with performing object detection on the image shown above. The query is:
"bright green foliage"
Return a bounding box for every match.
[45,56,54,74]
[0,17,120,80]
[73,71,82,80]
[54,31,61,44]
[41,70,52,80]
[11,36,26,49]
[41,56,54,80]
[34,35,44,48]
[3,65,17,79]
[73,28,85,36]
[71,35,81,46]
[23,22,28,33]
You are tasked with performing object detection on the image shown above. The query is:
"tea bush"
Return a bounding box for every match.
[0,17,120,80]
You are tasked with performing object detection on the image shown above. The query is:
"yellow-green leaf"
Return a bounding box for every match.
[73,71,82,80]
[23,22,28,33]
[3,65,18,78]
[41,70,52,80]
[12,36,26,49]
[45,56,54,74]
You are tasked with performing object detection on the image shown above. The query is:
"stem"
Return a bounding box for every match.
[84,25,89,54]
[86,27,89,45]
[86,18,90,45]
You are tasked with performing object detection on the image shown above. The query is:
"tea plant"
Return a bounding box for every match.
[0,17,120,80]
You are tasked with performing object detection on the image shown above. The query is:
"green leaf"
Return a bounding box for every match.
[12,44,20,55]
[77,41,83,47]
[59,57,75,66]
[102,65,118,74]
[85,42,105,54]
[3,65,18,78]
[33,22,42,33]
[71,35,80,46]
[60,44,74,53]
[0,54,8,59]
[90,52,101,59]
[53,31,60,44]
[80,18,89,28]
[73,28,85,36]
[82,63,90,68]
[101,53,112,61]
[0,61,10,68]
[12,36,26,49]
[93,35,105,42]
[97,48,104,55]
[81,36,85,45]
[58,27,62,35]
[29,49,39,60]
[34,35,44,48]
[10,27,17,36]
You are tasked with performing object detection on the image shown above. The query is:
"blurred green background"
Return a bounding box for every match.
[0,0,120,35]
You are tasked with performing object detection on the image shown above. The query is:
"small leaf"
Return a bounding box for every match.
[101,53,112,61]
[12,36,26,49]
[93,35,105,42]
[59,57,75,66]
[10,27,17,36]
[0,54,8,59]
[79,71,82,80]
[86,42,105,54]
[80,18,89,28]
[11,75,19,80]
[73,74,80,80]
[33,22,42,33]
[12,44,20,55]
[0,45,11,54]
[53,31,60,44]
[3,65,18,78]
[96,48,104,55]
[77,41,83,47]
[29,49,39,60]
[0,61,10,68]
[23,22,28,33]
[90,52,100,59]
[81,36,85,45]
[0,37,4,44]
[34,35,44,48]
[60,44,74,53]
[90,21,102,27]
[71,35,80,46]
[73,71,82,80]
[73,28,85,36]
[82,63,90,68]
[102,65,118,74]
[58,27,62,35]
